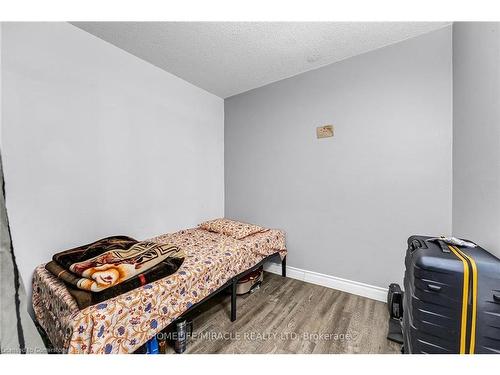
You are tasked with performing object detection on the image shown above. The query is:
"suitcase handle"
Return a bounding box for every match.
[427,284,442,292]
[409,239,422,252]
[437,241,451,253]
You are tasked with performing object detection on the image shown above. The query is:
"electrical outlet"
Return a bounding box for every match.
[316,125,334,139]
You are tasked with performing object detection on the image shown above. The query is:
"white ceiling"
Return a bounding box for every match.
[72,22,450,98]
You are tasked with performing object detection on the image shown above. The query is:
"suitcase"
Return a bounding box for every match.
[403,235,500,354]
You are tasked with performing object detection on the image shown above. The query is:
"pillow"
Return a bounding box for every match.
[199,218,267,240]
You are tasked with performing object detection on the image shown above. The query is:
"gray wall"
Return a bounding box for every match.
[225,26,453,288]
[1,23,224,291]
[452,23,500,258]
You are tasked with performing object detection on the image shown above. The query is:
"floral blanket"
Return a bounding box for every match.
[32,228,286,354]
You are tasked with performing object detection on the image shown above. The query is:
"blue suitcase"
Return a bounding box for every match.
[403,235,500,354]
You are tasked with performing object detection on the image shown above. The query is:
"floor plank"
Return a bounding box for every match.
[165,272,401,354]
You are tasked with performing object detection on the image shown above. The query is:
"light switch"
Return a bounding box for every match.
[316,125,334,139]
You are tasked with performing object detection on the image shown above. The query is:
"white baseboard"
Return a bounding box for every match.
[263,262,387,303]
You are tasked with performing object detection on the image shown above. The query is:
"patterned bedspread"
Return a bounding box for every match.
[32,228,286,354]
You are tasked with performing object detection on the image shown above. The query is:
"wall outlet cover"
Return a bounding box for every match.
[316,125,334,139]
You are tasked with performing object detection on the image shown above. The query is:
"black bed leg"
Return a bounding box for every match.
[231,279,237,322]
[281,256,287,278]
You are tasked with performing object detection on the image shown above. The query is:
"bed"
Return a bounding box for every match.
[32,224,287,354]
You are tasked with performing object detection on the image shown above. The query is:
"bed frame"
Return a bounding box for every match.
[178,252,286,323]
[163,252,286,353]
[36,253,287,353]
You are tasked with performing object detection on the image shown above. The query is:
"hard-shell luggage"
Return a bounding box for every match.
[403,235,500,354]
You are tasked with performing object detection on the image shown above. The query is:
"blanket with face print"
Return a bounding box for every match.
[45,236,185,309]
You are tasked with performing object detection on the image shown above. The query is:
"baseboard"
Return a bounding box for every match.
[263,262,387,303]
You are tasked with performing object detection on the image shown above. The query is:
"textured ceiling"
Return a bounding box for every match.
[72,22,450,98]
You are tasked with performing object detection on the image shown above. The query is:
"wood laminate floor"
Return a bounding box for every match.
[165,272,401,354]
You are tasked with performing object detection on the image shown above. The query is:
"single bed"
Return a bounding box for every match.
[32,226,286,354]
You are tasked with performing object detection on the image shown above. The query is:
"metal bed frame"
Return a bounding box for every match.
[163,252,286,353]
[35,253,287,353]
[178,252,286,323]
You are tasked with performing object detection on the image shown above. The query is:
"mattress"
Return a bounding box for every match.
[32,228,286,354]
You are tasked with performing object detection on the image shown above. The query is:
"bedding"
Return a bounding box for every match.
[32,227,286,354]
[52,236,138,270]
[44,236,184,309]
[199,218,266,239]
